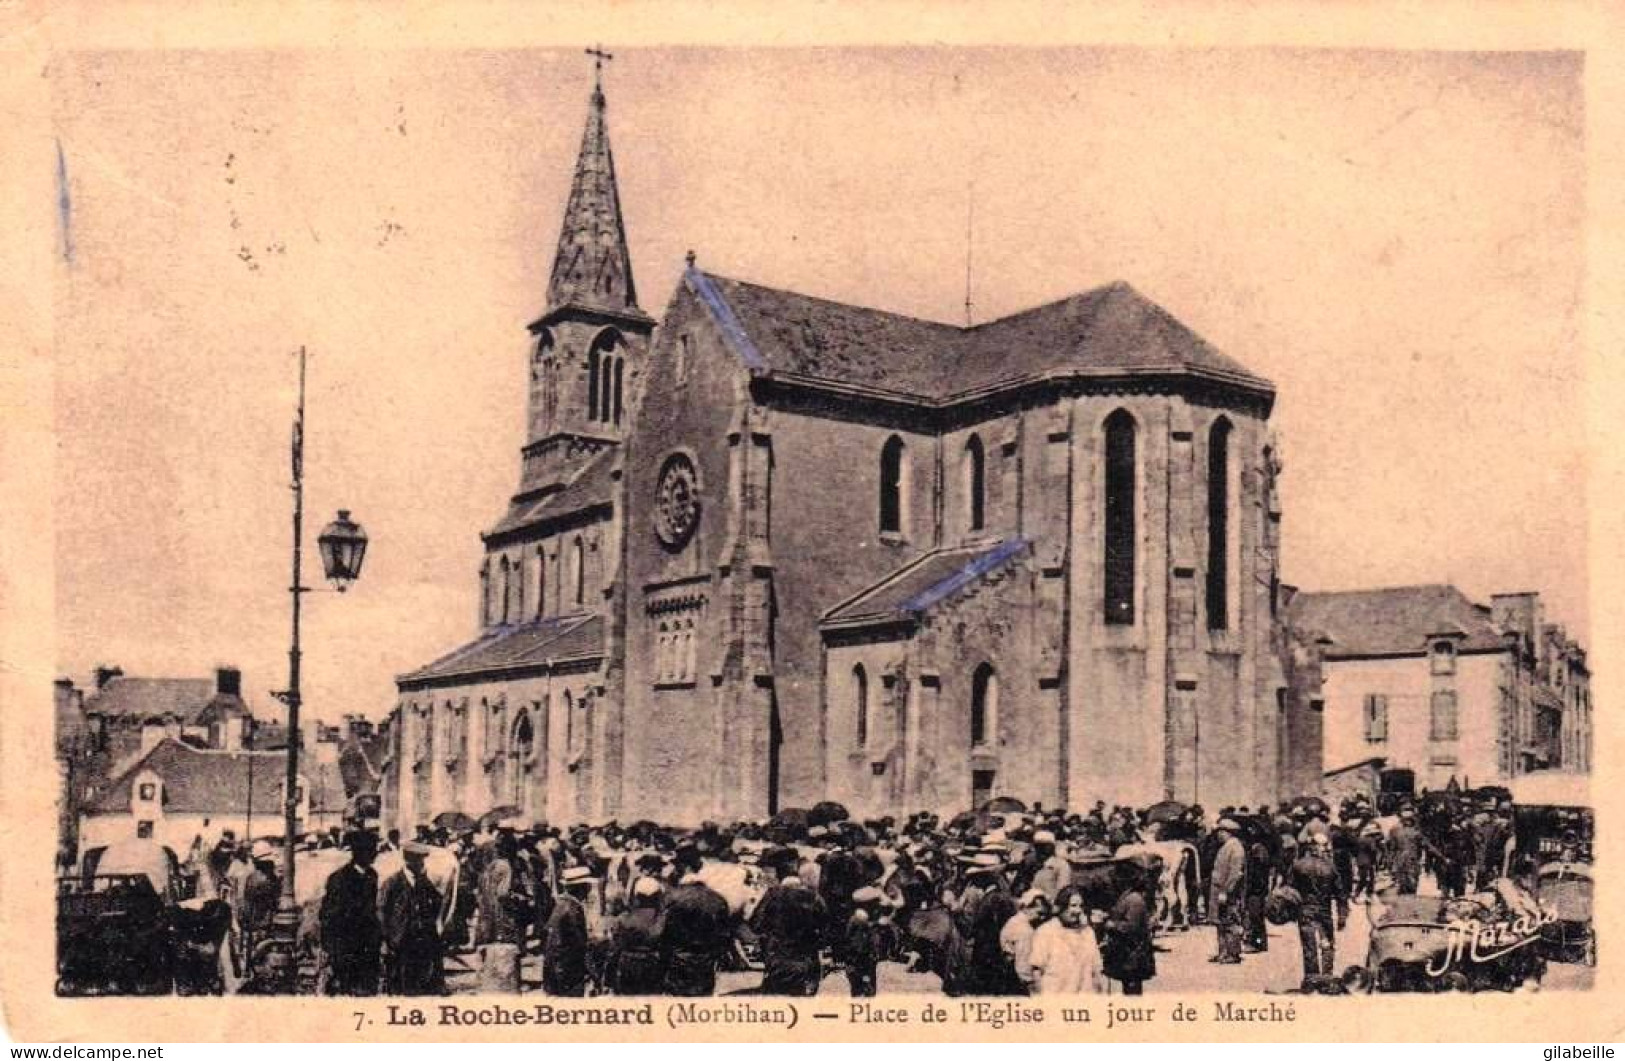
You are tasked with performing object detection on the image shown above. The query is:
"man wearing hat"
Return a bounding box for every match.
[542,866,595,996]
[1288,831,1340,986]
[320,830,382,995]
[380,842,445,995]
[240,839,282,962]
[844,886,885,997]
[1028,830,1070,902]
[956,851,1019,996]
[1389,808,1425,895]
[752,875,828,996]
[1208,818,1247,964]
[660,860,731,996]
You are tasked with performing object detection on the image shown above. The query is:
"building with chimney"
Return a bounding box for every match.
[1288,584,1591,792]
[382,68,1322,827]
[56,664,361,858]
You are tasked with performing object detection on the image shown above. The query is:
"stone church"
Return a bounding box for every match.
[380,73,1323,830]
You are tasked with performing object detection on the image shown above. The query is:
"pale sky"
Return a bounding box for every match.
[50,47,1586,722]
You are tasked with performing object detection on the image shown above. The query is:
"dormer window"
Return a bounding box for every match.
[1431,639,1457,675]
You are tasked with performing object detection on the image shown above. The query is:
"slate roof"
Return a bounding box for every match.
[88,738,351,816]
[823,538,1031,628]
[398,613,605,686]
[486,446,618,539]
[82,677,228,725]
[692,270,1271,403]
[1287,584,1511,659]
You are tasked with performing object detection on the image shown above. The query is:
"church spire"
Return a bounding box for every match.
[546,54,642,319]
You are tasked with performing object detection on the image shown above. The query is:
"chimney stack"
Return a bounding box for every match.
[216,666,242,697]
[94,665,124,690]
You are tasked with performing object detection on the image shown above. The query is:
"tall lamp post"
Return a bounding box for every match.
[265,346,369,993]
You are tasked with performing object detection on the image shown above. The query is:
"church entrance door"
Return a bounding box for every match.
[971,768,996,810]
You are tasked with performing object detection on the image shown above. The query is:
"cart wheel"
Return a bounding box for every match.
[1437,971,1470,993]
[1340,964,1372,994]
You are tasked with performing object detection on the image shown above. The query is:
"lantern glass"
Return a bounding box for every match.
[317,509,368,591]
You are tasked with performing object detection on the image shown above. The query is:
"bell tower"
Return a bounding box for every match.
[520,52,653,497]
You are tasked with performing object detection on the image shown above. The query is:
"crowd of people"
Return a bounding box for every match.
[187,789,1551,998]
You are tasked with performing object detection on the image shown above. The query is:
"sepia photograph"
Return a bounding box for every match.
[6,2,1621,1044]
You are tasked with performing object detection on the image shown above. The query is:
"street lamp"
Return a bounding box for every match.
[264,347,369,994]
[318,510,369,592]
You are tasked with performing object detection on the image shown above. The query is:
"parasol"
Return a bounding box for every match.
[982,795,1027,814]
[1145,800,1188,824]
[478,805,522,830]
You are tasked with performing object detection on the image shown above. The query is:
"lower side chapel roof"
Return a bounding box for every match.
[398,613,605,687]
[822,537,1032,630]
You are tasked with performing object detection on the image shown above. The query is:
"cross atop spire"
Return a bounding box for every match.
[585,45,613,94]
[543,56,645,322]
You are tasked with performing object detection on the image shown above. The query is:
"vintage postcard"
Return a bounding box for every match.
[2,0,1621,1044]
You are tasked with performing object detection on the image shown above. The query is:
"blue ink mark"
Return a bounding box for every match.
[56,139,73,264]
[900,537,1030,615]
[685,266,767,371]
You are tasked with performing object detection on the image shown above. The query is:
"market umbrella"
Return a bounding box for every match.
[982,795,1027,814]
[1145,800,1188,824]
[478,805,522,830]
[770,807,811,832]
[1288,795,1330,818]
[810,801,851,826]
[433,811,477,832]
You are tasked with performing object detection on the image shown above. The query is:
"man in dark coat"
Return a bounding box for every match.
[1244,831,1273,952]
[1103,859,1156,995]
[752,875,828,995]
[320,831,382,995]
[1288,832,1339,985]
[659,869,732,996]
[541,868,593,996]
[844,888,884,997]
[964,868,1021,995]
[379,843,445,995]
[1389,809,1425,895]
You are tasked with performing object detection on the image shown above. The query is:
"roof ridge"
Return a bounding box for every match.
[701,271,969,334]
[1295,582,1463,598]
[965,280,1133,333]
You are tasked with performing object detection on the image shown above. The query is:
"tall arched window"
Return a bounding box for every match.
[1206,417,1232,631]
[1103,410,1137,625]
[572,537,586,606]
[515,553,526,621]
[535,545,547,619]
[588,330,624,424]
[498,556,512,624]
[613,358,625,425]
[510,710,534,804]
[964,434,986,532]
[854,664,869,748]
[880,435,907,535]
[971,663,998,747]
[479,560,491,626]
[587,345,601,422]
[530,331,554,437]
